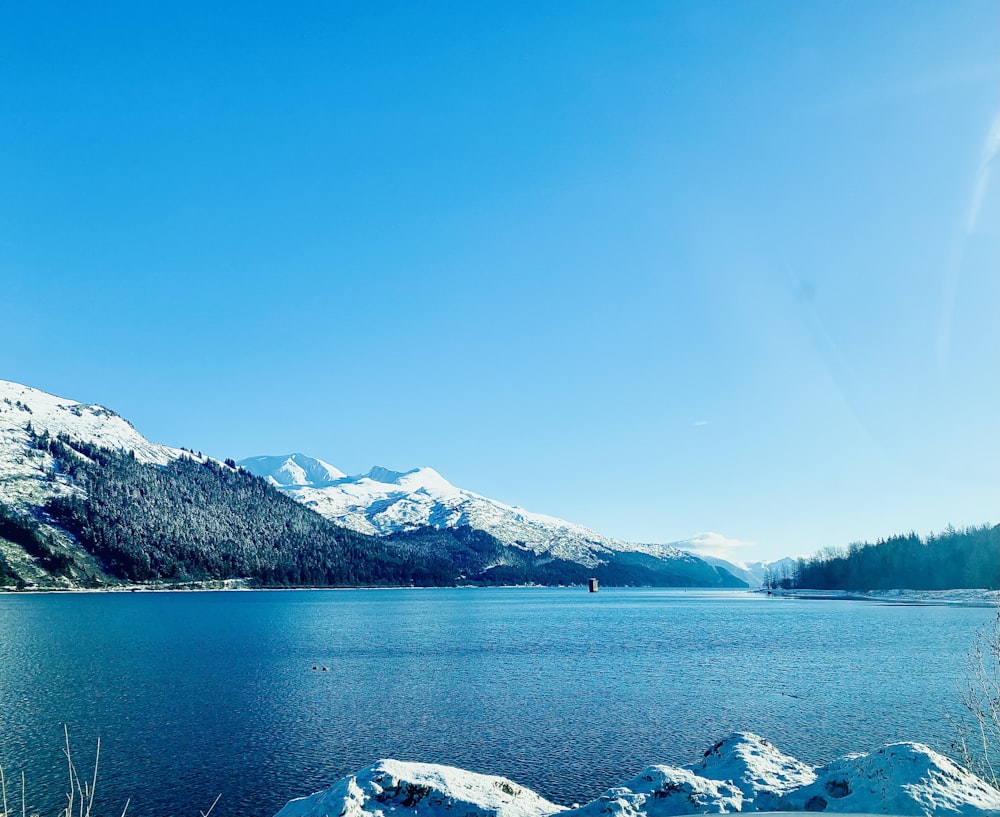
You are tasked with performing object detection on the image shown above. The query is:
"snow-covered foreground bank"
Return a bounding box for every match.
[275,733,1000,817]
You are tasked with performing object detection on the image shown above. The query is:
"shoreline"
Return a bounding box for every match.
[761,587,1000,607]
[3,582,998,606]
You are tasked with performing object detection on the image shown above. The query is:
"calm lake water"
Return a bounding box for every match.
[0,588,991,816]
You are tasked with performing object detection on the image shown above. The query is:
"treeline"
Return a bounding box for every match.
[35,433,458,587]
[794,524,999,590]
[478,552,746,588]
[384,527,747,587]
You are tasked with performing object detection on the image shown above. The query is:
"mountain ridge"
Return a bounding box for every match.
[0,380,747,589]
[238,452,744,577]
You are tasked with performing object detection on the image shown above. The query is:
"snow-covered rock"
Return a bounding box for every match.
[274,758,565,817]
[691,732,816,810]
[277,735,1000,817]
[561,766,745,816]
[777,742,1000,815]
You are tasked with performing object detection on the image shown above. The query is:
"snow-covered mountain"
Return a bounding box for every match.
[239,453,737,578]
[0,380,215,586]
[0,380,744,588]
[683,553,801,587]
[0,380,195,512]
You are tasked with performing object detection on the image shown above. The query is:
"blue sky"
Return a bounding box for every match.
[2,2,997,561]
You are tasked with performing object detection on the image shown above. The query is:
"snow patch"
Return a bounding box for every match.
[562,766,745,816]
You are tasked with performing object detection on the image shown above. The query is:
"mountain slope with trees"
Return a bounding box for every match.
[0,379,752,590]
[36,433,457,586]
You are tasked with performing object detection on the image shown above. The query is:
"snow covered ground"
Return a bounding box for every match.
[276,733,1000,816]
[764,588,1000,607]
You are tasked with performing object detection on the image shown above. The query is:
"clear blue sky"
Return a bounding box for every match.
[3,2,997,562]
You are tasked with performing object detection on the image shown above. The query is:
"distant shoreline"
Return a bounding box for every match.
[3,583,998,606]
[760,587,1000,607]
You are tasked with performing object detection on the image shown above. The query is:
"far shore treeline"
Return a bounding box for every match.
[768,524,999,592]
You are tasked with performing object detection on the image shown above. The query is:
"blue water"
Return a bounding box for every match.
[0,588,990,816]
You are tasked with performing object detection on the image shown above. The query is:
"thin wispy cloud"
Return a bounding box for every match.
[680,531,757,561]
[692,420,710,427]
[965,113,1000,235]
[938,111,1000,368]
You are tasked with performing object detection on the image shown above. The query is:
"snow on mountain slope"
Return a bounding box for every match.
[685,552,759,586]
[0,379,193,511]
[0,381,745,583]
[240,453,721,570]
[677,555,801,588]
[240,453,346,488]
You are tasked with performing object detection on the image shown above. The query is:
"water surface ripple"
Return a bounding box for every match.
[0,588,988,816]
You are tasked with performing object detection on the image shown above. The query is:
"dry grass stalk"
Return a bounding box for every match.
[0,727,132,817]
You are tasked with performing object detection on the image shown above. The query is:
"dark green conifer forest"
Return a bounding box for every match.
[793,524,999,590]
[39,434,457,586]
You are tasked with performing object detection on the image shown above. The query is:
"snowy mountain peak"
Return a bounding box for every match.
[364,465,413,485]
[236,451,741,579]
[240,453,346,487]
[363,465,456,493]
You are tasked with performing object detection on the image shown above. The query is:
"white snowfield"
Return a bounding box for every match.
[275,733,1000,817]
[239,453,721,571]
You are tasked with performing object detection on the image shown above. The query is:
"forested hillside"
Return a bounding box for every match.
[35,433,458,586]
[383,527,746,587]
[0,428,748,590]
[0,380,760,589]
[793,524,999,590]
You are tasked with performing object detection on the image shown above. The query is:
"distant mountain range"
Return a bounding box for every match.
[240,454,710,567]
[0,379,754,589]
[239,453,801,586]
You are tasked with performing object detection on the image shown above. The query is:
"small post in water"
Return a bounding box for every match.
[588,577,599,593]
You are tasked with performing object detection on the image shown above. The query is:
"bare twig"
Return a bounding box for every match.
[958,609,1000,788]
[201,792,222,817]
